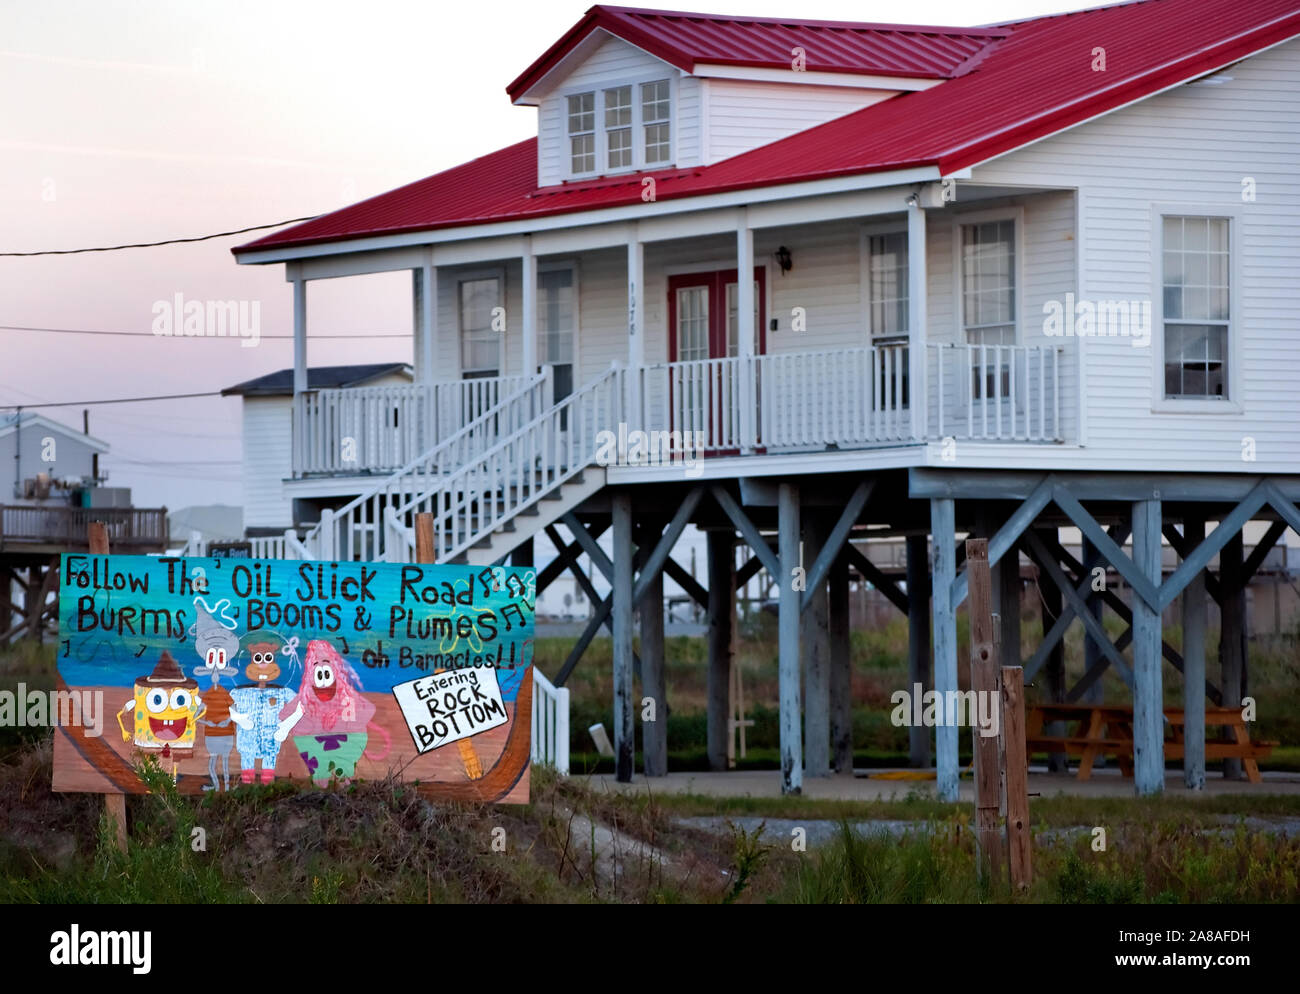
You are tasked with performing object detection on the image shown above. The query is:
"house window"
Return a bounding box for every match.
[564,80,671,176]
[539,267,576,403]
[460,277,501,379]
[604,86,632,170]
[867,231,909,340]
[1162,216,1229,399]
[960,219,1016,346]
[642,80,671,164]
[960,218,1016,400]
[568,93,595,174]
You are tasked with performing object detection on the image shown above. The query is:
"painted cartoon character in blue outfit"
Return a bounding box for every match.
[228,634,303,785]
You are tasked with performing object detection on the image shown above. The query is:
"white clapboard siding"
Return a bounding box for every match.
[969,36,1300,474]
[241,397,294,530]
[700,78,895,164]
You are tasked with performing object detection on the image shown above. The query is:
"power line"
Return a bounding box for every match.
[0,215,320,257]
[1,324,411,339]
[1,391,223,410]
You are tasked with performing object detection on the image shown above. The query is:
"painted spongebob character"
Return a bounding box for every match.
[116,650,206,758]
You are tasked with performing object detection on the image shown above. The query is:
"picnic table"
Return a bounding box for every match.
[1025,703,1276,783]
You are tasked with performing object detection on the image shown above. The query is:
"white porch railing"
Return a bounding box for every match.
[299,371,552,561]
[531,668,570,775]
[927,343,1063,442]
[758,344,911,448]
[390,365,624,563]
[293,375,534,477]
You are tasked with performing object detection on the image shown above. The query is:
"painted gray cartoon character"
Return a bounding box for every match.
[190,599,240,792]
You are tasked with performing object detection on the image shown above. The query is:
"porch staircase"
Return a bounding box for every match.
[298,364,623,566]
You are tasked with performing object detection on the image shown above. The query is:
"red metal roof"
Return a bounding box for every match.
[236,0,1300,258]
[506,6,1010,98]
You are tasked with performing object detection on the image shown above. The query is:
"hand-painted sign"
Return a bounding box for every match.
[54,554,534,802]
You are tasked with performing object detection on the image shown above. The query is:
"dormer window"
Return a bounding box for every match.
[565,79,672,177]
[604,86,633,168]
[642,80,671,164]
[567,93,595,173]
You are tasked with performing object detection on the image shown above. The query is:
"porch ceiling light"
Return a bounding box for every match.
[775,245,793,274]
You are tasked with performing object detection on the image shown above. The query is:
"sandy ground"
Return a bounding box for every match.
[583,766,1300,800]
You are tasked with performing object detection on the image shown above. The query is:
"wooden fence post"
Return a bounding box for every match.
[1001,664,1031,892]
[966,538,1003,885]
[88,520,128,854]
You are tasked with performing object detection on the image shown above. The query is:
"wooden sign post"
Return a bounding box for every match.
[965,538,1004,885]
[88,520,128,853]
[1001,664,1032,891]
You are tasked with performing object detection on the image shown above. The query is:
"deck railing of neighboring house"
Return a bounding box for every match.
[927,343,1064,442]
[293,375,535,477]
[299,371,552,562]
[0,505,168,551]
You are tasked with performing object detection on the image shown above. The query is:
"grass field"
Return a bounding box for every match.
[2,624,1297,904]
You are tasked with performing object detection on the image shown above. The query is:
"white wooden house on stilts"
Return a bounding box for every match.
[231,3,1300,795]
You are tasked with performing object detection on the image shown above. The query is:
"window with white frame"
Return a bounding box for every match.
[539,266,576,403]
[642,80,671,164]
[567,93,595,174]
[459,277,501,379]
[1162,215,1230,399]
[564,80,671,177]
[960,218,1016,400]
[960,219,1016,346]
[604,86,632,170]
[867,231,909,341]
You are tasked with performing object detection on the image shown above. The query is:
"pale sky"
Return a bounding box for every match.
[0,0,1090,515]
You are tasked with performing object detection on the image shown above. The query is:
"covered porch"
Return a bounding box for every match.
[279,176,1078,481]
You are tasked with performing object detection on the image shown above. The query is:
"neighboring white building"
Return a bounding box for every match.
[221,363,412,533]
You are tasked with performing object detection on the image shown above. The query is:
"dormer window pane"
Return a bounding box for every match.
[642,80,670,164]
[604,86,632,169]
[567,92,595,173]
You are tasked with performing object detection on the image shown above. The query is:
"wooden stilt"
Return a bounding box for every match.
[1001,665,1031,892]
[801,514,830,777]
[1220,531,1246,780]
[1080,535,1106,774]
[904,534,931,769]
[931,498,959,801]
[1038,528,1068,773]
[1182,516,1207,790]
[706,530,734,771]
[966,538,1004,883]
[1131,499,1164,796]
[611,492,635,782]
[778,482,802,795]
[638,526,666,777]
[829,551,852,774]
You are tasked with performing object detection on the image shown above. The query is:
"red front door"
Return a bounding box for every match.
[667,268,766,453]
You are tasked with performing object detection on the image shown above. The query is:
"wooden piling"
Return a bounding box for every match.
[1001,664,1031,892]
[966,538,1004,883]
[778,482,802,795]
[706,530,734,771]
[905,534,931,769]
